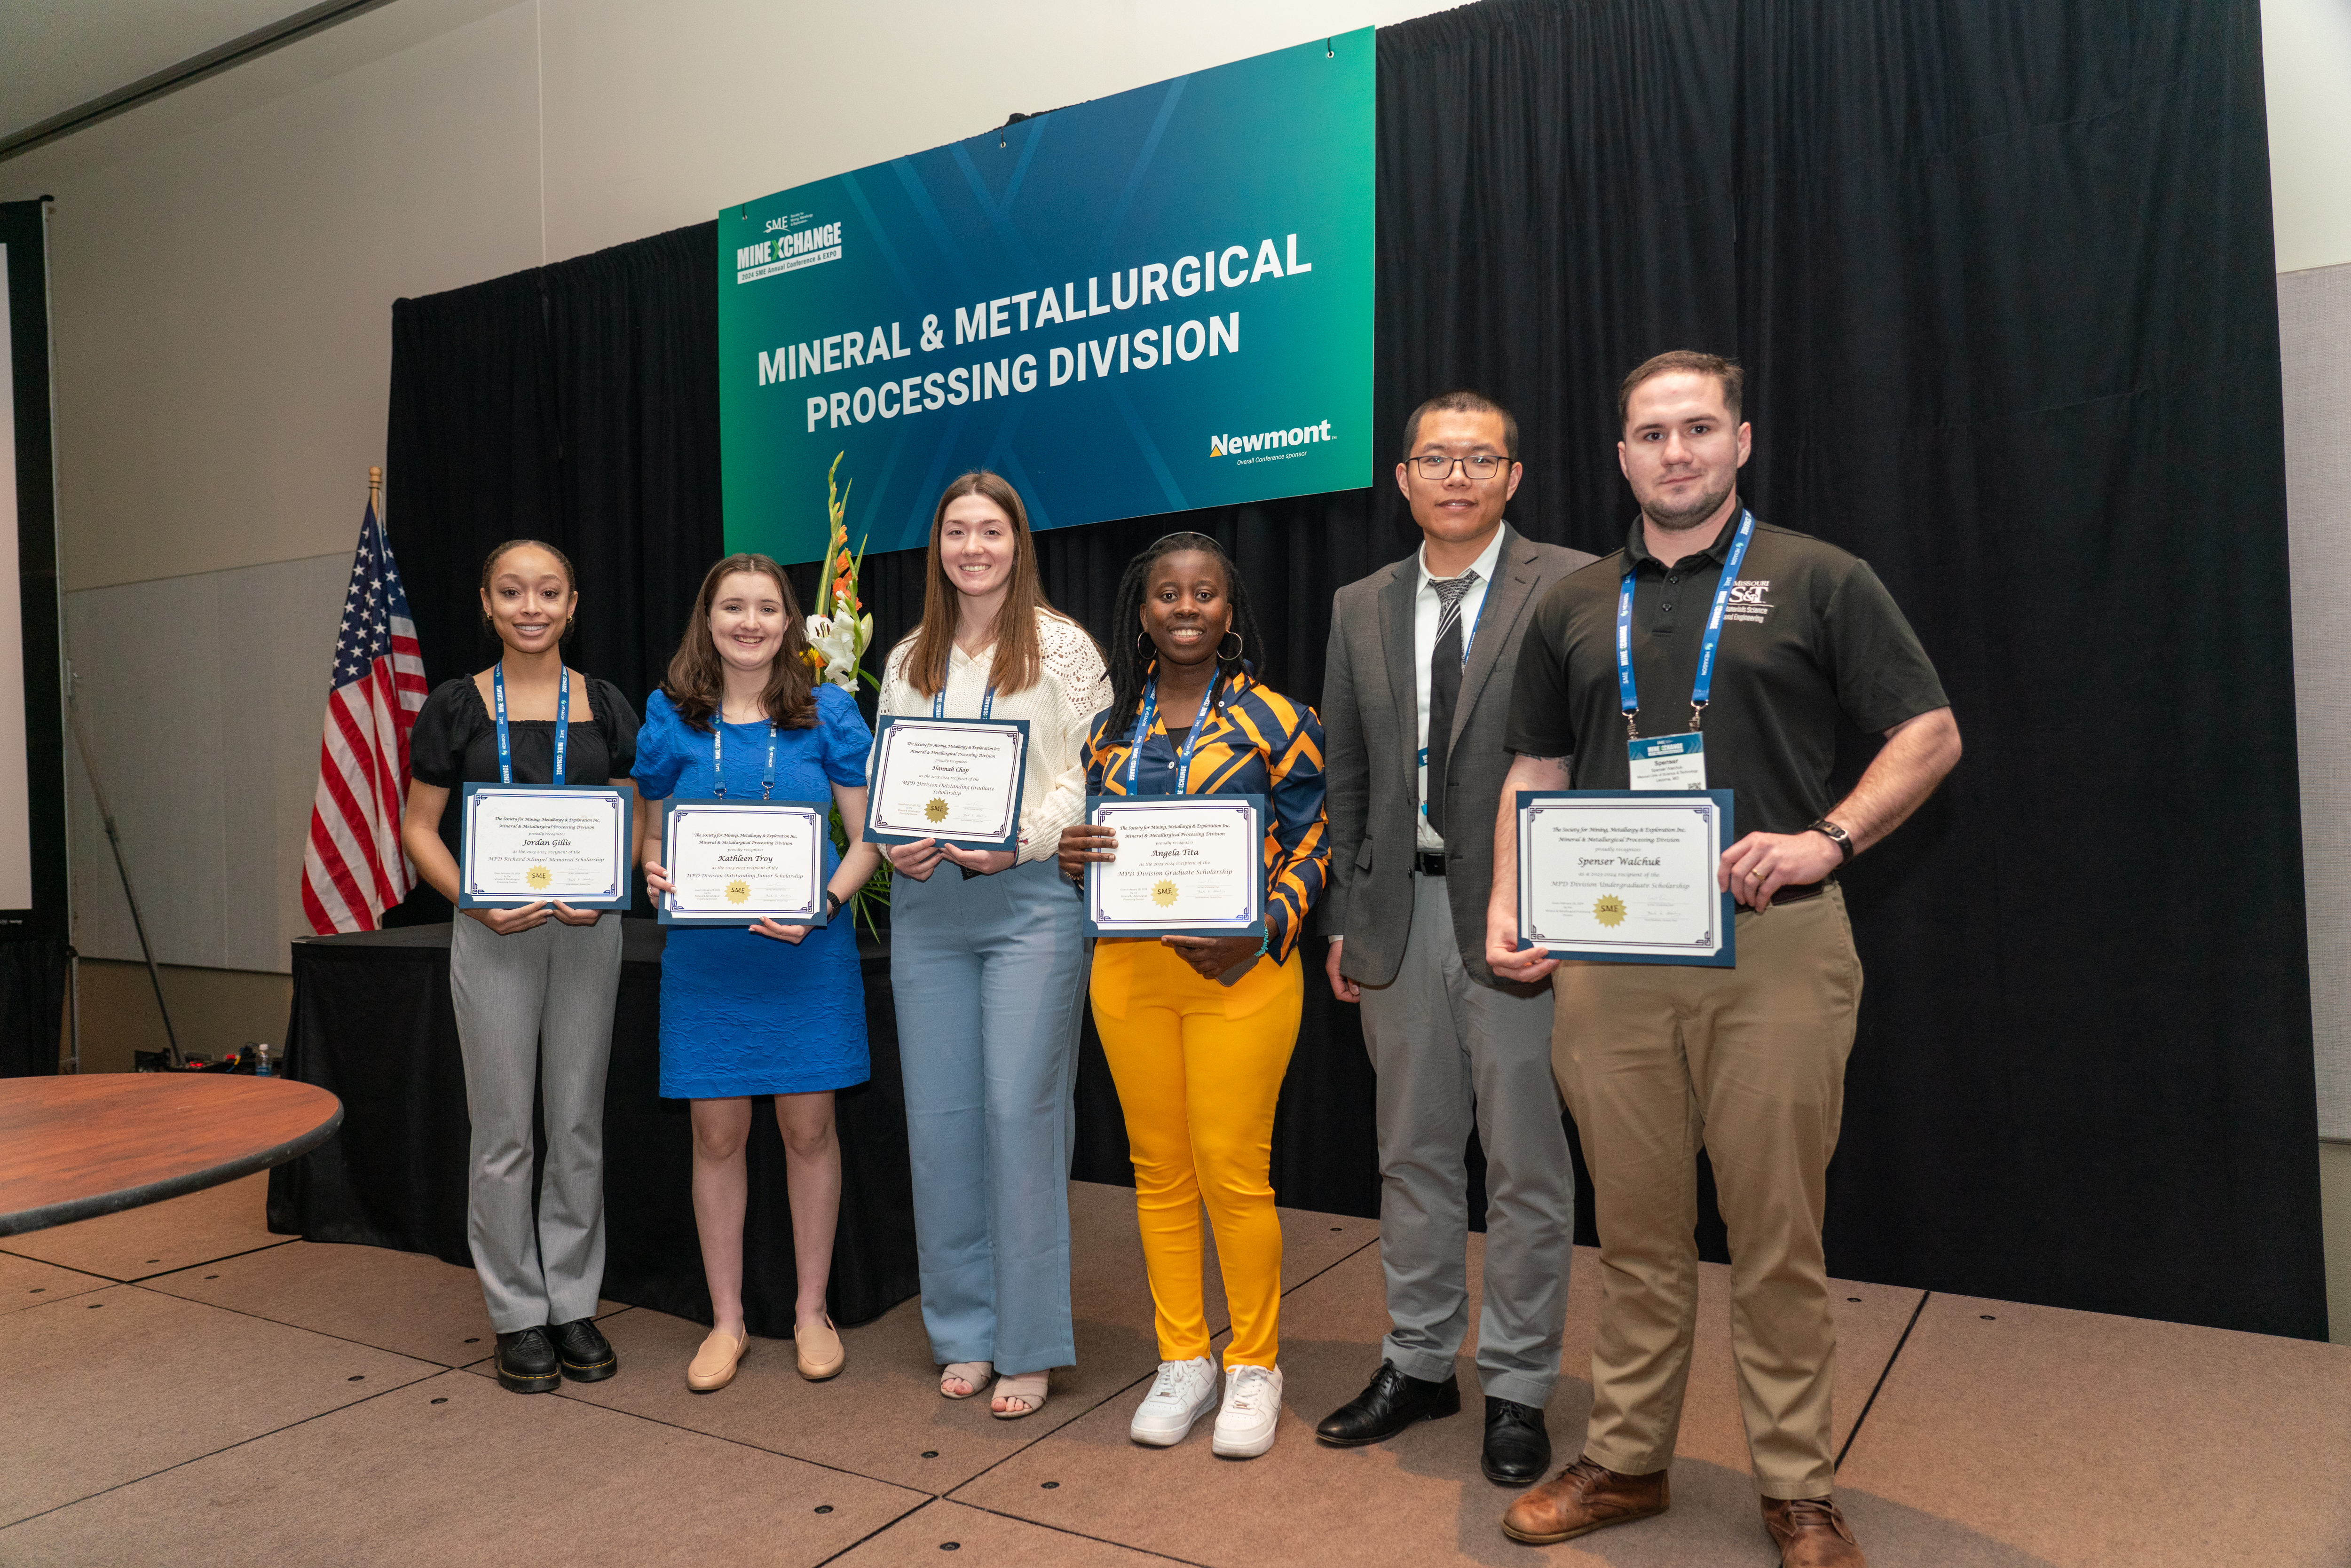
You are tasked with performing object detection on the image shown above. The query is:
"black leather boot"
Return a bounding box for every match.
[551,1317,617,1383]
[494,1327,560,1393]
[1314,1362,1461,1446]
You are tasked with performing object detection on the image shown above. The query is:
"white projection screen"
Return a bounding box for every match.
[0,238,32,908]
[1,197,67,941]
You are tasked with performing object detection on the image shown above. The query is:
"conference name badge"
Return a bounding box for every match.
[1627,732,1707,791]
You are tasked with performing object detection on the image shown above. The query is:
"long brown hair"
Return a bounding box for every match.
[900,471,1065,698]
[662,553,818,731]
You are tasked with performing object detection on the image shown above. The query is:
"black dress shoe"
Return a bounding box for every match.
[494,1327,560,1393]
[1482,1396,1552,1486]
[1314,1362,1461,1446]
[552,1317,617,1383]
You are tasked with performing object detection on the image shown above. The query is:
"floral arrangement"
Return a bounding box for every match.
[804,453,876,692]
[802,453,890,935]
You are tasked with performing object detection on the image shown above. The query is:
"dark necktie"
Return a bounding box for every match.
[1425,571,1479,839]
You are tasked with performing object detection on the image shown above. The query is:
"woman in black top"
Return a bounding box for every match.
[400,539,640,1395]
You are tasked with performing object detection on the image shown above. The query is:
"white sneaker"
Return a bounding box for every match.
[1129,1356,1219,1446]
[1210,1363,1283,1458]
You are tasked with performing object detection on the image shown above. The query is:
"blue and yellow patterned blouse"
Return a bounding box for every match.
[1082,668,1329,963]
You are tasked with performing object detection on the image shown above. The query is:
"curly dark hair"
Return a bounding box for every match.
[1102,531,1267,743]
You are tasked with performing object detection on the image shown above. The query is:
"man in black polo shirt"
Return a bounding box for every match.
[1485,352,1960,1568]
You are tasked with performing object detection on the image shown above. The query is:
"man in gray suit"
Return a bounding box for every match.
[1315,391,1595,1485]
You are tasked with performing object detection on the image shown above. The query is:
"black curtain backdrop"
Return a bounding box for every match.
[383,0,2323,1337]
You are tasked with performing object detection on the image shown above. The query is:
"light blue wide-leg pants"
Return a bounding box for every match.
[891,855,1088,1374]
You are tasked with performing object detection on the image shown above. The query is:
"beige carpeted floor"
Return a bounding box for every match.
[2,1176,2345,1566]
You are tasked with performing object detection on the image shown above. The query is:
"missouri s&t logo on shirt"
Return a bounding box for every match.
[1722,579,1774,624]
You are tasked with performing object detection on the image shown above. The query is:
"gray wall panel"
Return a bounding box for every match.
[66,552,348,974]
[2283,260,2351,1140]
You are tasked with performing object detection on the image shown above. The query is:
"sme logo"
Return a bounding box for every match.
[1210,420,1334,460]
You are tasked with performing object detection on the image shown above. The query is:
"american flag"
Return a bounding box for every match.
[300,492,428,933]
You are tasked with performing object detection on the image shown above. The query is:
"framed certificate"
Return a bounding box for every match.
[866,715,1030,851]
[457,784,633,909]
[1084,793,1266,940]
[658,798,828,926]
[1515,789,1736,966]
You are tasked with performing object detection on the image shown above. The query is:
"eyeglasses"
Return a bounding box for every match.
[1408,454,1509,481]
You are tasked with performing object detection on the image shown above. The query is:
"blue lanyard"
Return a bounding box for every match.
[1125,673,1217,794]
[491,663,567,785]
[1616,509,1755,739]
[710,715,777,800]
[933,685,996,720]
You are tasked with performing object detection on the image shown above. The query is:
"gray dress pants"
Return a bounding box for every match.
[450,911,623,1332]
[1357,872,1574,1407]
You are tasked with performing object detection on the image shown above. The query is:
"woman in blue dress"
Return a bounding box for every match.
[635,552,881,1393]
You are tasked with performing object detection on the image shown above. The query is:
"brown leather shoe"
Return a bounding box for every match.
[1761,1495,1864,1566]
[1500,1455,1669,1544]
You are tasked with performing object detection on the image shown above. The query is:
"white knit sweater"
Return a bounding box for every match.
[876,610,1112,867]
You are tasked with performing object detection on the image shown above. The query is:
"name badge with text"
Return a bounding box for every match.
[1627,733,1707,791]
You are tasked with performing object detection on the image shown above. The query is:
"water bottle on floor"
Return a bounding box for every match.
[250,1041,272,1077]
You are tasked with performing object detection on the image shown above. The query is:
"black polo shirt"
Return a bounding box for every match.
[1506,508,1949,837]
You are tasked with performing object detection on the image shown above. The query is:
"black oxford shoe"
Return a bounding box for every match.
[552,1317,617,1383]
[1482,1396,1552,1486]
[1315,1362,1462,1446]
[494,1327,560,1393]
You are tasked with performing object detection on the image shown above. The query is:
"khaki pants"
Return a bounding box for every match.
[1550,884,1862,1498]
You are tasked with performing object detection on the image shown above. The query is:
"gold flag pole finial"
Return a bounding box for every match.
[367,464,383,495]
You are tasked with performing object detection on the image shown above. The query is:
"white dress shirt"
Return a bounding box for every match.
[1413,526,1507,852]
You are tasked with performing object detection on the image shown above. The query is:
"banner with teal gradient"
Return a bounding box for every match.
[718,31,1373,565]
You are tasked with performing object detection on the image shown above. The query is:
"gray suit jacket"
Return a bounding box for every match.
[1320,523,1597,987]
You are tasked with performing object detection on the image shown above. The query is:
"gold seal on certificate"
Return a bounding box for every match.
[866,716,1029,850]
[458,785,632,908]
[1515,790,1736,967]
[660,800,827,925]
[1084,794,1266,938]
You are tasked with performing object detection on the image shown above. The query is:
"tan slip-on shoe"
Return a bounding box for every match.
[686,1327,748,1393]
[1762,1495,1865,1567]
[796,1316,845,1380]
[1500,1455,1670,1545]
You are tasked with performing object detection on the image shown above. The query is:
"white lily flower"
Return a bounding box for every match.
[805,613,860,691]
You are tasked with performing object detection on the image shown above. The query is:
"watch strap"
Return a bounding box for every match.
[1806,819,1855,863]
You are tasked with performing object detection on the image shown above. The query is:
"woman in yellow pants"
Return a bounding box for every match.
[1059,531,1327,1459]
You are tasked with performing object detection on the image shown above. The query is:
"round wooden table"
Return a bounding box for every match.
[0,1073,343,1237]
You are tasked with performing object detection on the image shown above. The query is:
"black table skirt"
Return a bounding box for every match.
[266,921,918,1336]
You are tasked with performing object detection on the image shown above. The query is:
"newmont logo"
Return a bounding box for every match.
[1211,419,1334,460]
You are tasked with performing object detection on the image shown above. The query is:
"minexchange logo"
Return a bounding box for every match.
[1211,419,1333,462]
[735,217,843,284]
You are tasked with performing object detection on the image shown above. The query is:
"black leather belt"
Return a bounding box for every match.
[1754,878,1830,906]
[1415,850,1447,877]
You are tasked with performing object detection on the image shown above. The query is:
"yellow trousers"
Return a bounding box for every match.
[1090,939,1303,1369]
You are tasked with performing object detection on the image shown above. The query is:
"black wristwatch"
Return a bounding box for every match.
[1806,819,1854,863]
[825,889,844,920]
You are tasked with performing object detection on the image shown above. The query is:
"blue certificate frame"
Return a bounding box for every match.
[1514,789,1736,967]
[457,783,633,909]
[864,714,1031,852]
[657,798,829,927]
[1083,793,1267,941]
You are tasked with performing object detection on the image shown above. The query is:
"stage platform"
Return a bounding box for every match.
[2,1178,2344,1566]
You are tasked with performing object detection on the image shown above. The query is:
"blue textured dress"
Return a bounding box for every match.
[633,685,873,1099]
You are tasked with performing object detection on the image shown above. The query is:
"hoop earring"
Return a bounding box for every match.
[1136,630,1154,662]
[1218,630,1243,664]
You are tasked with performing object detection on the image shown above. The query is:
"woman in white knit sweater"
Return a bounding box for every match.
[877,470,1110,1419]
